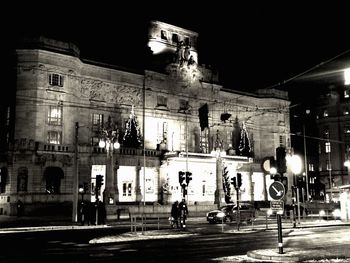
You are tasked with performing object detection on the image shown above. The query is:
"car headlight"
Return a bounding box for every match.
[217,212,225,218]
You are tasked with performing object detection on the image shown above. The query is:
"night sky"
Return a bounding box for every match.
[4,2,350,101]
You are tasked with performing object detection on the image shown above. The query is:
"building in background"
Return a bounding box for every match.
[0,21,290,217]
[289,53,350,204]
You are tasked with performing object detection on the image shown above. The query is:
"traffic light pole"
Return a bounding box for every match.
[236,187,240,231]
[72,122,79,223]
[277,213,283,254]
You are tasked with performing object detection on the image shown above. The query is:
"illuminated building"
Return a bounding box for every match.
[0,21,290,217]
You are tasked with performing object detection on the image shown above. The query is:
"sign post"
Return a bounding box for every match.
[268,181,285,254]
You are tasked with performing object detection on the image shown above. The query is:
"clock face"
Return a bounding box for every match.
[268,181,285,200]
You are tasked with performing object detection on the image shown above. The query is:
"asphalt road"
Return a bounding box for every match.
[0,220,349,262]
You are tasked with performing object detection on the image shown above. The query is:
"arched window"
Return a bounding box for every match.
[44,167,64,194]
[0,167,8,193]
[17,167,28,192]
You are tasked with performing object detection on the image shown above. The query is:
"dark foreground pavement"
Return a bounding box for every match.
[1,214,350,262]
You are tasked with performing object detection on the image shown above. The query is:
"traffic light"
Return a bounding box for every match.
[276,146,287,174]
[231,177,237,188]
[271,173,282,181]
[178,171,186,185]
[185,171,192,184]
[83,182,89,193]
[237,173,242,188]
[282,176,288,193]
[96,175,104,189]
[198,103,209,131]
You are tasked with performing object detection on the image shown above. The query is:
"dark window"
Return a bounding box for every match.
[0,167,8,193]
[92,113,104,132]
[172,33,179,44]
[184,37,191,46]
[49,73,64,87]
[179,99,189,111]
[161,30,168,40]
[157,95,167,107]
[44,167,64,194]
[17,167,28,192]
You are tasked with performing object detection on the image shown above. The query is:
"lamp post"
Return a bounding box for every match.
[99,116,120,205]
[302,109,310,201]
[325,140,332,202]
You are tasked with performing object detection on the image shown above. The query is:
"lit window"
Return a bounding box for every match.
[123,182,132,196]
[49,73,64,87]
[324,129,329,138]
[47,131,62,144]
[48,106,62,125]
[325,142,331,153]
[308,163,314,172]
[344,68,350,85]
[345,89,350,98]
[6,106,10,126]
[326,159,331,170]
[200,128,209,153]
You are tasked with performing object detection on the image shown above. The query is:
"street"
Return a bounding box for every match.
[0,218,350,262]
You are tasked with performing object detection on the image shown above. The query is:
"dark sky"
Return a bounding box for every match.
[5,2,350,98]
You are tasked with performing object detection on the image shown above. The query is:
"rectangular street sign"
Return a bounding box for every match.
[270,200,284,211]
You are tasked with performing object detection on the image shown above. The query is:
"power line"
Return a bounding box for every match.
[265,48,350,90]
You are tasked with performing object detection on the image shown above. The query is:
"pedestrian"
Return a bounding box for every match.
[171,201,179,228]
[17,200,24,217]
[81,201,91,226]
[97,200,106,225]
[179,198,189,229]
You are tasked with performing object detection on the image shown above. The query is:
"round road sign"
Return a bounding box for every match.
[268,181,285,200]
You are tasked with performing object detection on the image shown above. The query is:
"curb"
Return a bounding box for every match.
[247,249,300,262]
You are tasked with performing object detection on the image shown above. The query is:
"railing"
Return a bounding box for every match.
[130,213,170,234]
[92,146,162,157]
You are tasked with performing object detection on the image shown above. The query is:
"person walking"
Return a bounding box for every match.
[170,201,179,228]
[179,198,189,229]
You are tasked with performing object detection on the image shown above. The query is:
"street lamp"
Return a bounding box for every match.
[99,116,120,205]
[287,153,302,227]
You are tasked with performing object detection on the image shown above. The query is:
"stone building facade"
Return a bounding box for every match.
[0,21,291,217]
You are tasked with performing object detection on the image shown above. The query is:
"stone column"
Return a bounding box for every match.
[135,161,142,203]
[214,156,224,208]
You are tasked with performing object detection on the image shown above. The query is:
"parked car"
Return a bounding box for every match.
[206,203,256,224]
